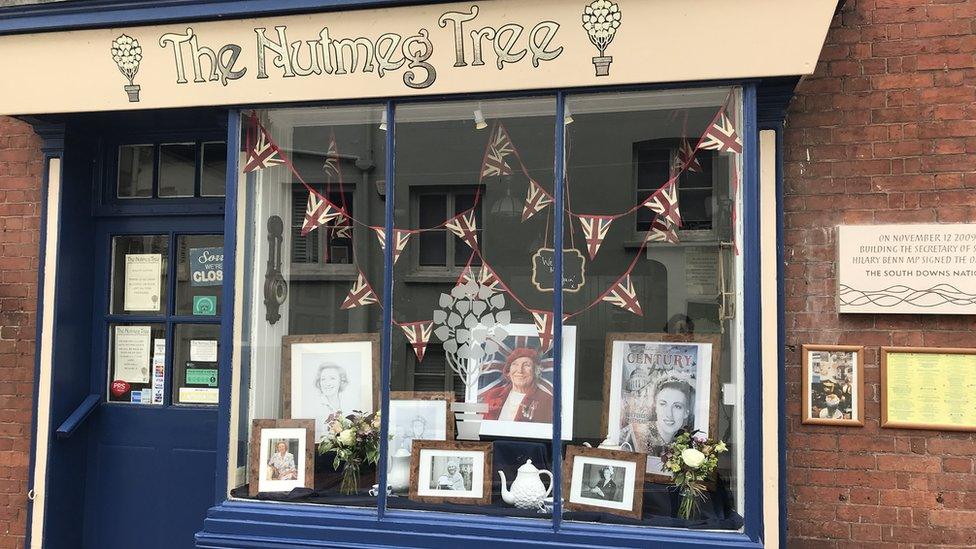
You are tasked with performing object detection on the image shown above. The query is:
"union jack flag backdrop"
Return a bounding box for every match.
[481,124,515,178]
[699,112,743,155]
[244,122,285,173]
[340,271,378,310]
[578,215,615,259]
[642,179,681,228]
[602,274,644,316]
[521,179,553,222]
[445,210,479,250]
[399,321,433,362]
[474,335,556,399]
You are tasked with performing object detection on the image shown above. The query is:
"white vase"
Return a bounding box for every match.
[388,448,411,494]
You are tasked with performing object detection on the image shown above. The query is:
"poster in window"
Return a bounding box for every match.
[123,253,162,312]
[114,325,152,383]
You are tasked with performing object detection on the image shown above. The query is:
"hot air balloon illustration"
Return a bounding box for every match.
[111,34,143,102]
[581,0,622,77]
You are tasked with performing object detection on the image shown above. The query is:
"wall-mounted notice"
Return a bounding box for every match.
[124,253,162,312]
[114,325,152,383]
[837,224,976,314]
[881,347,976,432]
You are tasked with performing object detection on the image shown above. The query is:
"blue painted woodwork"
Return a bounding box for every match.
[54,394,100,439]
[551,91,566,530]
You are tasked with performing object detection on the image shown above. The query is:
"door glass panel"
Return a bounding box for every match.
[176,234,224,316]
[201,141,227,197]
[173,324,221,406]
[159,143,197,198]
[107,323,166,404]
[110,235,169,315]
[117,144,154,198]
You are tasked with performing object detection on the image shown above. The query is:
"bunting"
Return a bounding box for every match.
[678,139,702,173]
[399,321,433,362]
[244,123,285,172]
[646,217,679,244]
[332,215,352,239]
[323,132,340,180]
[372,227,412,264]
[700,112,743,155]
[642,179,681,228]
[458,263,506,293]
[445,210,479,249]
[481,124,515,178]
[602,274,643,316]
[340,270,378,310]
[531,310,555,353]
[521,179,553,222]
[578,215,615,259]
[301,191,344,236]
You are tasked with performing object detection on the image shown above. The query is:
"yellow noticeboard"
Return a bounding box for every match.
[881,347,976,432]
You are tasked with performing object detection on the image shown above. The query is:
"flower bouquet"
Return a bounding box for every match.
[659,430,728,520]
[318,411,381,495]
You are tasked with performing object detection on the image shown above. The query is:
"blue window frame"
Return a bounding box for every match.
[205,82,763,548]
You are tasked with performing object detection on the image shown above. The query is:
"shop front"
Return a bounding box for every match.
[3,1,838,547]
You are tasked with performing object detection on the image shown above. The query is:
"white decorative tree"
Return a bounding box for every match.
[111,34,143,102]
[582,0,622,76]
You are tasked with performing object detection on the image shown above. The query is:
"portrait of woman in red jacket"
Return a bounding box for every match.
[481,347,553,423]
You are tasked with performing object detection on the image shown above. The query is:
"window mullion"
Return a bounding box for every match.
[551,91,566,531]
[377,100,396,519]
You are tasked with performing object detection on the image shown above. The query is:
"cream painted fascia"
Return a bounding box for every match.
[28,157,62,549]
[759,129,780,548]
[0,0,837,115]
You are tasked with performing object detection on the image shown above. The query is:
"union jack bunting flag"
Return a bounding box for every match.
[578,214,615,259]
[244,123,285,173]
[521,179,553,222]
[323,132,341,180]
[481,124,515,178]
[602,274,644,317]
[372,227,412,265]
[445,210,479,250]
[677,139,703,173]
[340,270,378,310]
[301,191,344,236]
[475,335,555,402]
[646,216,679,244]
[456,264,507,293]
[699,112,743,155]
[399,321,433,362]
[332,214,352,240]
[531,310,555,353]
[642,179,681,228]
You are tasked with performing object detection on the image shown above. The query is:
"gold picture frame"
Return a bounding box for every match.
[881,346,976,432]
[801,344,865,427]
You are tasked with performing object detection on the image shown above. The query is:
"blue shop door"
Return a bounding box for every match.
[80,219,224,549]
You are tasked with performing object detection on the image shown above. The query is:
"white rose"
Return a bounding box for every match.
[338,429,356,446]
[681,448,706,469]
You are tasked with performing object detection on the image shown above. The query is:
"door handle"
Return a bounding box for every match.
[55,394,101,439]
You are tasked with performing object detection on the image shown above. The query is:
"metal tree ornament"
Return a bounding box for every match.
[581,0,622,76]
[111,34,143,102]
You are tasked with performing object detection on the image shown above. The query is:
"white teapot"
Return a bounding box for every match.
[498,459,553,510]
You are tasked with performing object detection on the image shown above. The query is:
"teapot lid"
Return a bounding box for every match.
[517,459,539,473]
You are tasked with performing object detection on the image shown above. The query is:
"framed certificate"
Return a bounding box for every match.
[881,347,976,432]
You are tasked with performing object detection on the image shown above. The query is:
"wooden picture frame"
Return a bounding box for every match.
[248,419,315,497]
[563,445,646,520]
[881,346,976,432]
[600,332,721,480]
[408,441,492,505]
[801,344,864,426]
[281,333,380,441]
[390,391,455,442]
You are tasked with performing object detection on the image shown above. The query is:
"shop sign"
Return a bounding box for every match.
[190,247,223,286]
[0,0,839,115]
[837,224,976,314]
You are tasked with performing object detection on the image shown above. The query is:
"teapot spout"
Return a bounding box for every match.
[498,470,514,505]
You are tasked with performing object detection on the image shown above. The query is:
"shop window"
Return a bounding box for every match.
[116,141,227,200]
[231,89,744,533]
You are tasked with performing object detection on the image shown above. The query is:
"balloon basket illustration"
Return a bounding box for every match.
[581,0,621,77]
[111,34,143,102]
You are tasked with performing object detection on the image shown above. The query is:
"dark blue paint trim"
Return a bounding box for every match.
[24,123,65,549]
[376,101,396,518]
[774,125,788,549]
[741,85,764,543]
[214,109,241,505]
[0,0,444,36]
[54,395,101,439]
[551,92,566,530]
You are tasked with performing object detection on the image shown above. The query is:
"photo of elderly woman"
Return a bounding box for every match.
[428,456,473,491]
[265,438,299,481]
[809,350,855,420]
[482,347,553,423]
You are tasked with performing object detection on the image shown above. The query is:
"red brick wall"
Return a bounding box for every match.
[784,0,976,546]
[0,116,42,549]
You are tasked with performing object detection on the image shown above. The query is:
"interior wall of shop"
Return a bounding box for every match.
[783,0,976,547]
[0,116,42,549]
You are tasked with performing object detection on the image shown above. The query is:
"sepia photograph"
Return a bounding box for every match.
[802,344,864,426]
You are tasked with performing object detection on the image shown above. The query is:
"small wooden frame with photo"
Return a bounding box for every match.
[390,391,455,442]
[408,440,493,505]
[801,344,864,427]
[248,419,315,497]
[563,445,646,520]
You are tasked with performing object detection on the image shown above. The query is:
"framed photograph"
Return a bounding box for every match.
[881,346,976,432]
[282,333,380,441]
[563,446,646,520]
[409,441,492,505]
[802,344,864,426]
[389,391,455,453]
[248,419,315,497]
[465,323,577,440]
[601,332,720,478]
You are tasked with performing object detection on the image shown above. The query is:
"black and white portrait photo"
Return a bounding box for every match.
[410,441,492,505]
[283,334,379,441]
[389,394,451,453]
[564,446,644,518]
[580,463,625,503]
[428,456,473,491]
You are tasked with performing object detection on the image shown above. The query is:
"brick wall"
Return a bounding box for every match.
[784,0,976,547]
[0,116,41,549]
